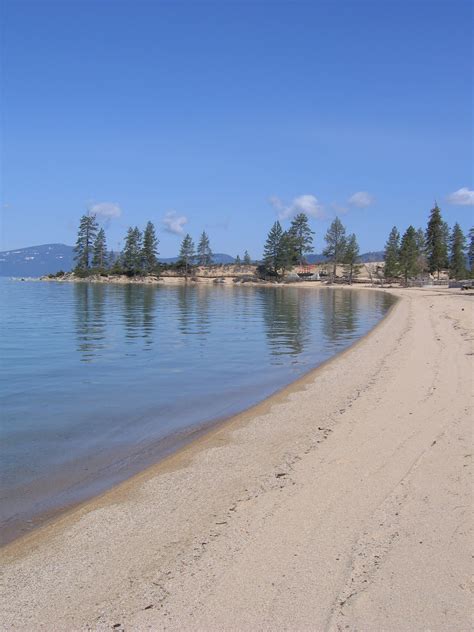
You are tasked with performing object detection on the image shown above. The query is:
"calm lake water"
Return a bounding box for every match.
[0,278,395,543]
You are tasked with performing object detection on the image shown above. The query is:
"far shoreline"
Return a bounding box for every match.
[30,269,398,290]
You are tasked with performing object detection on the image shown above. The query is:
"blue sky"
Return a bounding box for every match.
[2,0,472,257]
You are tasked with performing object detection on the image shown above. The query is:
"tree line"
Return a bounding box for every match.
[260,205,473,283]
[384,204,473,282]
[73,214,253,276]
[261,213,360,283]
[73,204,473,282]
[74,214,160,276]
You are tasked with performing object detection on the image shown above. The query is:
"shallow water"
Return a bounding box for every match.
[0,279,395,543]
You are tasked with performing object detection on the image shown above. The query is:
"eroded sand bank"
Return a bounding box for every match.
[1,287,472,631]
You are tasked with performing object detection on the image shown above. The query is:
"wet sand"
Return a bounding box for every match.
[1,287,472,631]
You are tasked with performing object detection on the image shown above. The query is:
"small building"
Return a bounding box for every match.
[295,264,320,280]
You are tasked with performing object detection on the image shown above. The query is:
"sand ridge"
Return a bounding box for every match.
[1,287,472,631]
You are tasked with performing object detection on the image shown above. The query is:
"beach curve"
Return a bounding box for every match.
[1,286,472,631]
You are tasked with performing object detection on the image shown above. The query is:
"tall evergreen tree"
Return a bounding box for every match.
[92,227,107,269]
[142,221,159,274]
[384,226,400,278]
[288,213,314,265]
[468,227,474,277]
[415,227,428,273]
[343,233,360,284]
[179,233,195,276]
[425,204,448,278]
[197,231,213,266]
[323,217,347,280]
[108,249,118,270]
[449,222,467,280]
[243,250,251,265]
[235,254,241,267]
[399,226,420,284]
[122,226,143,275]
[263,221,284,276]
[74,213,98,272]
[415,227,426,253]
[279,230,297,275]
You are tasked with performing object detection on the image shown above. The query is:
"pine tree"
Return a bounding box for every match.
[279,231,297,275]
[415,227,425,253]
[442,221,450,271]
[74,213,98,272]
[449,223,467,280]
[343,233,360,284]
[243,250,251,265]
[425,204,448,279]
[468,227,474,277]
[235,254,241,267]
[415,227,428,273]
[323,217,347,280]
[122,226,143,275]
[109,252,122,275]
[399,226,420,284]
[142,221,159,274]
[384,226,400,279]
[288,213,314,265]
[92,227,107,270]
[179,233,195,276]
[263,221,284,276]
[197,231,213,266]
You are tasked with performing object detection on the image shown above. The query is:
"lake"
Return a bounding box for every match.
[0,278,395,544]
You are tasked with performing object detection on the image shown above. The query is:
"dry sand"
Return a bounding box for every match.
[1,287,472,631]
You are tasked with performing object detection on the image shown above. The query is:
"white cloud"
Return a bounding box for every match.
[270,194,325,220]
[89,202,122,219]
[269,196,287,217]
[348,191,375,208]
[162,211,188,236]
[446,187,474,206]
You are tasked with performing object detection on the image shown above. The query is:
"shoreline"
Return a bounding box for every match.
[1,285,397,549]
[1,287,472,631]
[36,265,391,287]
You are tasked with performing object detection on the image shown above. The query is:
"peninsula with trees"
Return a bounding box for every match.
[44,203,473,286]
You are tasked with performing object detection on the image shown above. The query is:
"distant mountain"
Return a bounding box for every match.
[306,251,384,264]
[0,244,236,276]
[305,254,329,264]
[358,251,385,263]
[0,244,75,277]
[0,244,385,277]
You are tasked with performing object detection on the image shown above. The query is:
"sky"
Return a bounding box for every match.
[1,0,473,257]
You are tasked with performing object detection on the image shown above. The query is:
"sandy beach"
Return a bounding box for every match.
[1,287,472,631]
